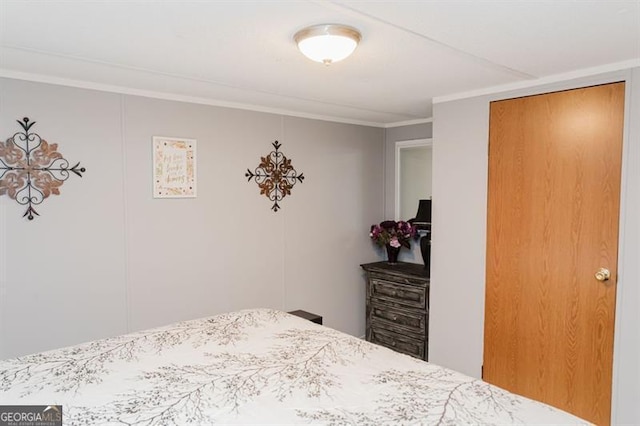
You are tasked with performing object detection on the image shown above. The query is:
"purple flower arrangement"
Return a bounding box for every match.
[369,220,417,249]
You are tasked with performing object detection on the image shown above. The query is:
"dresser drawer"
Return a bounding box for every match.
[362,262,430,361]
[368,327,425,360]
[369,278,427,309]
[369,303,426,335]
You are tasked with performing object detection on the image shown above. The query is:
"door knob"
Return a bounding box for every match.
[595,268,611,282]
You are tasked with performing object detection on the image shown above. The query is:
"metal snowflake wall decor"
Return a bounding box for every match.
[245,140,304,212]
[0,117,86,220]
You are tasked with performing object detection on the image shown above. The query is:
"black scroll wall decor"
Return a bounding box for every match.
[0,117,86,220]
[245,140,304,212]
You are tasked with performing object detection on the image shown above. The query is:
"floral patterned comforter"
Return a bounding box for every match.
[0,308,588,425]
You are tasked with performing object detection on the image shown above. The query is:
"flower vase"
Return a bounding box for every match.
[385,244,401,265]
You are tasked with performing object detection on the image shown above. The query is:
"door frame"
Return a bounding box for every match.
[394,138,432,221]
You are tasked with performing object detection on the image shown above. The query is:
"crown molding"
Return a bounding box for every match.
[384,117,433,128]
[433,59,640,104]
[0,68,393,128]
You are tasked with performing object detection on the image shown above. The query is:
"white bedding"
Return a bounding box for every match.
[1,308,588,425]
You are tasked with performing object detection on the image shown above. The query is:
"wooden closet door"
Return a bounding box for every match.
[483,82,625,426]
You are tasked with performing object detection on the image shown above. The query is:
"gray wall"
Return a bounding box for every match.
[0,78,384,358]
[430,69,640,425]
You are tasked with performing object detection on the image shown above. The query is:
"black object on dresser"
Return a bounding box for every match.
[361,261,430,360]
[409,199,432,276]
[287,310,323,325]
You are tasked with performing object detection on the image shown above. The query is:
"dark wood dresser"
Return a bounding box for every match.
[361,261,430,360]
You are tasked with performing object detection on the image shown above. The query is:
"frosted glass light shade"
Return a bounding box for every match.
[294,24,361,65]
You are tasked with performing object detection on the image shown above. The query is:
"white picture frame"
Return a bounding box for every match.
[152,136,197,198]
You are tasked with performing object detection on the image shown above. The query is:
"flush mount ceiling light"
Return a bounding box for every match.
[294,24,361,65]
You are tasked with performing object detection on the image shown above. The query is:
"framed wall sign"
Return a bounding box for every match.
[153,136,197,198]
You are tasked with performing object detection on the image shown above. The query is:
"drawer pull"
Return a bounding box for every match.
[392,315,398,321]
[391,341,397,347]
[391,291,397,297]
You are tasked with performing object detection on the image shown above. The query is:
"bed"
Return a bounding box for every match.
[1,308,588,425]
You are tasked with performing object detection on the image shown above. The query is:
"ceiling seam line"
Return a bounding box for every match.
[317,0,538,80]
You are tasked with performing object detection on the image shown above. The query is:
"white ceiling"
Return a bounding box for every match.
[1,1,639,127]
